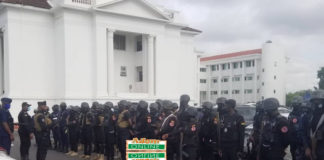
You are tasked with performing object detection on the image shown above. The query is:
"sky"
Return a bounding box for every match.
[152,0,324,93]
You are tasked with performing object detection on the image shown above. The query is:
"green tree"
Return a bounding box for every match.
[318,67,324,90]
[286,90,312,107]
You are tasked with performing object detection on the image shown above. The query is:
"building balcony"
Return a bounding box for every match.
[61,0,94,8]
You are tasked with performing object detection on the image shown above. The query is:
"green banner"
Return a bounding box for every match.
[128,153,165,159]
[128,144,165,150]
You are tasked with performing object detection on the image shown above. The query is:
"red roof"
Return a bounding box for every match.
[200,49,262,62]
[0,0,51,9]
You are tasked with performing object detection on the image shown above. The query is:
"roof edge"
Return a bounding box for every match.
[200,49,262,62]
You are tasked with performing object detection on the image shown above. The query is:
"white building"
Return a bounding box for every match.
[199,41,286,105]
[0,0,201,118]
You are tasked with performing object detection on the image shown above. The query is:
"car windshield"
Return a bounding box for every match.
[279,108,290,114]
[236,106,256,122]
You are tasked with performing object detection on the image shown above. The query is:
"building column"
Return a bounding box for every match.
[95,24,108,97]
[107,29,115,97]
[254,59,258,102]
[147,35,155,97]
[241,62,245,103]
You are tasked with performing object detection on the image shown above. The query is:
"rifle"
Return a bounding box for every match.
[180,132,184,160]
[215,112,221,157]
[311,137,317,160]
[256,117,265,160]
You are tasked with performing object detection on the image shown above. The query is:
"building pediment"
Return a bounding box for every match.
[95,0,170,21]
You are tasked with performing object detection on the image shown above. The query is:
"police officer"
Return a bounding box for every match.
[160,116,179,160]
[93,103,105,160]
[34,101,52,160]
[259,98,290,160]
[182,106,199,160]
[160,100,180,160]
[177,95,191,128]
[66,106,80,157]
[0,97,14,155]
[219,99,245,160]
[305,90,324,160]
[216,97,227,116]
[149,103,162,138]
[59,102,69,153]
[247,101,263,160]
[103,101,116,160]
[79,102,93,159]
[50,104,60,150]
[288,96,306,160]
[199,101,220,160]
[134,100,150,138]
[117,100,133,160]
[18,102,34,160]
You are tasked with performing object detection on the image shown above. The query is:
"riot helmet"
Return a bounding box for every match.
[52,104,59,113]
[81,102,90,113]
[60,102,67,111]
[263,98,280,117]
[202,101,213,113]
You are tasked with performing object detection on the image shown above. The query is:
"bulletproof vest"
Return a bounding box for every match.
[34,113,52,132]
[288,113,301,135]
[118,110,130,128]
[261,115,285,147]
[59,110,69,126]
[51,112,59,126]
[97,115,104,126]
[220,114,240,143]
[34,113,42,132]
[262,119,276,146]
[312,114,324,141]
[81,112,93,127]
[103,113,111,127]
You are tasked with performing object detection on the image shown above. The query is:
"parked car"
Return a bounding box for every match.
[278,107,291,118]
[236,105,256,136]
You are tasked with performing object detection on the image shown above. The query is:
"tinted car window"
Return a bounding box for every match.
[236,106,256,122]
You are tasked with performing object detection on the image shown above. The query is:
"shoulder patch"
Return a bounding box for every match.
[292,118,298,124]
[281,126,288,133]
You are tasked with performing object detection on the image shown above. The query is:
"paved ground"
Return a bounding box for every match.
[10,132,104,160]
[9,132,292,160]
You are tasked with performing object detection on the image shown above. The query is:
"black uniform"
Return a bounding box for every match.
[182,121,199,160]
[93,108,105,156]
[220,112,245,160]
[117,109,132,160]
[104,109,116,160]
[18,110,33,160]
[0,99,14,155]
[34,111,52,160]
[308,103,324,160]
[248,102,264,160]
[160,115,180,160]
[80,108,93,156]
[199,110,219,160]
[59,106,69,152]
[134,101,152,138]
[67,108,80,153]
[259,115,290,160]
[288,108,306,160]
[49,108,60,150]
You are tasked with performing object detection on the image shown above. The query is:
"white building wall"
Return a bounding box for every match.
[0,1,200,119]
[2,8,56,117]
[260,42,286,105]
[200,45,286,105]
[200,54,262,104]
